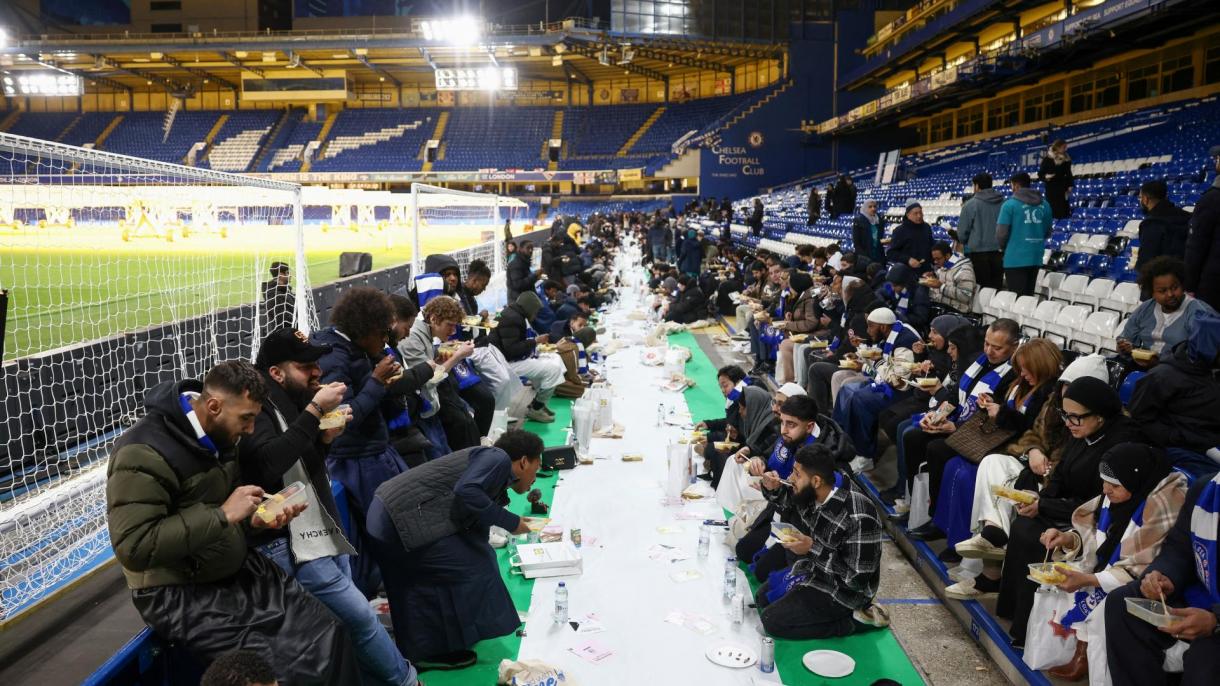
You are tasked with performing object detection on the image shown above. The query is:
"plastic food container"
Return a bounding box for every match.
[318,405,349,430]
[915,377,939,388]
[1131,348,1155,361]
[1027,562,1074,585]
[770,522,800,544]
[254,481,308,524]
[1124,597,1175,627]
[992,484,1038,505]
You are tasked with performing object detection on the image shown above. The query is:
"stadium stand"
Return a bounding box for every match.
[101,111,222,164]
[432,106,555,171]
[201,110,280,172]
[309,108,434,172]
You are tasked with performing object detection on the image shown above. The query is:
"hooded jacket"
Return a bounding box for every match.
[665,283,707,324]
[399,317,446,418]
[491,295,540,362]
[957,188,1005,254]
[312,327,390,459]
[506,249,538,300]
[997,188,1053,268]
[423,254,460,285]
[107,379,248,589]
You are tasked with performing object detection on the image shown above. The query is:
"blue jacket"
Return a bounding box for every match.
[531,299,557,336]
[997,188,1052,268]
[678,236,702,274]
[1119,296,1217,356]
[312,327,389,460]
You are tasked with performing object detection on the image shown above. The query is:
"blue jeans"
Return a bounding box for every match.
[261,539,417,686]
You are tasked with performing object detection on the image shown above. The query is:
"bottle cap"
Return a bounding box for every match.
[558,582,566,587]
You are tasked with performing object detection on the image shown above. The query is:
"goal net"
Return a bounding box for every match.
[409,183,530,309]
[0,132,309,622]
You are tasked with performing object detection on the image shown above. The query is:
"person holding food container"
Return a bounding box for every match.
[247,328,419,686]
[1116,257,1215,375]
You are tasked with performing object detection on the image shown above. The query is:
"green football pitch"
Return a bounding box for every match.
[0,247,416,358]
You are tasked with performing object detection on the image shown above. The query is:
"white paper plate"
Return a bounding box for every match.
[705,644,758,669]
[802,649,855,677]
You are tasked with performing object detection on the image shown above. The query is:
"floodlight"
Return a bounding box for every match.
[421,17,482,46]
[15,72,82,96]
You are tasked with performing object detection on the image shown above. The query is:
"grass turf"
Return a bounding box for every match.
[671,330,925,686]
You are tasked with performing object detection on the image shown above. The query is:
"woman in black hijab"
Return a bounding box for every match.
[995,377,1135,644]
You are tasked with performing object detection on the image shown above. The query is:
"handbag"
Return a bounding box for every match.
[945,412,1017,464]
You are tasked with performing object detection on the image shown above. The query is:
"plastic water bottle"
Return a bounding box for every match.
[553,582,569,625]
[723,557,737,599]
[730,592,745,625]
[656,403,665,426]
[760,637,775,673]
[697,525,710,560]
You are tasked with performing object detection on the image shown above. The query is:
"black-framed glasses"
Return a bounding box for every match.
[1058,409,1096,426]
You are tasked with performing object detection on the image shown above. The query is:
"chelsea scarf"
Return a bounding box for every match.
[414,272,446,307]
[178,393,219,456]
[1060,499,1148,630]
[955,354,1012,421]
[1190,472,1220,606]
[766,430,820,479]
[883,283,910,318]
[882,321,920,357]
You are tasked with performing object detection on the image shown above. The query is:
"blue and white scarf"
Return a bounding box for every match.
[883,283,910,318]
[1060,499,1148,630]
[1190,473,1220,606]
[882,321,919,357]
[572,339,589,374]
[524,321,540,359]
[955,354,1012,422]
[766,431,819,478]
[178,393,219,456]
[725,379,748,410]
[829,310,851,352]
[414,272,446,307]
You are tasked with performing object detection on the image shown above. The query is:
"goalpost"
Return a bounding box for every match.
[409,182,530,309]
[0,132,311,623]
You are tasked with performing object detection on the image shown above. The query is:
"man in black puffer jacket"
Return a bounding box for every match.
[1184,145,1220,312]
[1136,179,1192,272]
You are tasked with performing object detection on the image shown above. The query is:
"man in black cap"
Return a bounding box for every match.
[262,261,296,332]
[1185,144,1220,312]
[246,328,420,686]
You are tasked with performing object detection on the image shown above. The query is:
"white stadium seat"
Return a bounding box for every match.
[1052,274,1090,304]
[1044,305,1089,348]
[1024,299,1063,337]
[984,290,1017,324]
[1040,272,1065,299]
[1071,310,1121,354]
[1075,277,1115,310]
[1011,295,1039,330]
[1100,281,1140,314]
[973,286,996,316]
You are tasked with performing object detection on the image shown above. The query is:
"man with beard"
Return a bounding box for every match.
[730,395,853,579]
[245,329,419,686]
[106,361,361,684]
[756,442,884,639]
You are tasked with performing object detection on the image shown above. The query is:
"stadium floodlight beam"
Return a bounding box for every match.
[420,17,482,46]
[434,66,517,91]
[10,72,83,96]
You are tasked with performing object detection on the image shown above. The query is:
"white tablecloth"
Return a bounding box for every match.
[516,292,784,685]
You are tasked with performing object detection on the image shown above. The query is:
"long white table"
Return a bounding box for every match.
[516,285,785,685]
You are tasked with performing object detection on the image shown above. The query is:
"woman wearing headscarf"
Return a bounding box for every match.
[929,338,1063,557]
[1036,444,1185,682]
[852,199,886,267]
[775,271,817,384]
[710,385,780,497]
[894,325,984,504]
[995,377,1136,645]
[677,228,702,276]
[886,202,934,273]
[947,354,1110,600]
[877,314,970,504]
[697,366,750,486]
[1039,139,1074,219]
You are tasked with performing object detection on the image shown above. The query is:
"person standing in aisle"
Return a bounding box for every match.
[1184,144,1220,312]
[997,172,1053,297]
[1039,139,1074,219]
[956,172,1005,290]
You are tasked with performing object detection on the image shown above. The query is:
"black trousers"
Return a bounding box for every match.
[1105,581,1220,686]
[1005,266,1040,297]
[755,581,856,640]
[995,513,1054,640]
[703,433,729,489]
[457,381,496,437]
[970,251,1004,290]
[901,427,950,497]
[807,361,840,416]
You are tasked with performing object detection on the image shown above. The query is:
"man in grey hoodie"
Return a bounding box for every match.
[956,172,1005,290]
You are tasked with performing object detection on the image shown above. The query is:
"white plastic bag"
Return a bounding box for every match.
[1022,588,1078,670]
[908,470,932,530]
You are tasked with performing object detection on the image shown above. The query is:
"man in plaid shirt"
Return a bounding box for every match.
[757,443,887,638]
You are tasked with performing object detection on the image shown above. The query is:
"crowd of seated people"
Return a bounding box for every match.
[664,149,1220,682]
[103,220,623,685]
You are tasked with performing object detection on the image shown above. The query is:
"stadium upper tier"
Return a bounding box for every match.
[0,90,763,174]
[728,95,1219,303]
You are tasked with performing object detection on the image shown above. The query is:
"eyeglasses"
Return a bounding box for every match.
[1058,409,1096,426]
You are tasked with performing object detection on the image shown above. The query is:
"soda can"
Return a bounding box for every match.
[570,528,582,548]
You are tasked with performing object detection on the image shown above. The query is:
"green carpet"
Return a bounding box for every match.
[422,398,572,685]
[672,330,926,686]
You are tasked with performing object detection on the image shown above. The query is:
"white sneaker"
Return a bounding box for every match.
[944,576,998,600]
[849,456,875,474]
[730,332,750,341]
[955,534,1007,561]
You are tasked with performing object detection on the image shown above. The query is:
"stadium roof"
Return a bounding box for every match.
[0,20,786,96]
